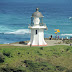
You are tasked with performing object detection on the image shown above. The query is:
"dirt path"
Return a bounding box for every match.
[9,40,70,46]
[45,40,70,46]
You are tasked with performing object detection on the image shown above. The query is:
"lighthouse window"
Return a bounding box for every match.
[36,30,37,34]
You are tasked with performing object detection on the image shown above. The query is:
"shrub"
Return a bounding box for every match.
[3,50,10,57]
[66,69,72,72]
[0,53,5,63]
[1,67,25,72]
[37,51,42,56]
[56,66,66,71]
[40,47,43,50]
[18,52,20,55]
[64,40,70,44]
[66,48,70,52]
[23,60,56,72]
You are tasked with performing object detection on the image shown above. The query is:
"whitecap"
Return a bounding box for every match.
[69,17,72,20]
[61,34,72,36]
[4,29,31,34]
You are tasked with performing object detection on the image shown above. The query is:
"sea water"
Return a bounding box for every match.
[0,2,72,44]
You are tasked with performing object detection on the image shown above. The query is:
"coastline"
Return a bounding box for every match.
[0,38,71,46]
[7,39,71,46]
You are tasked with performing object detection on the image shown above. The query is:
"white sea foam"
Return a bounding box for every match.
[4,29,31,34]
[69,17,72,20]
[61,34,72,36]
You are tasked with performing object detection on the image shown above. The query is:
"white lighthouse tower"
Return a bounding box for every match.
[28,8,48,46]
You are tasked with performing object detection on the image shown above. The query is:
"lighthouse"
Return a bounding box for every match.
[28,8,48,46]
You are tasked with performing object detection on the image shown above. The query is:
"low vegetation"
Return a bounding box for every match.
[0,45,72,72]
[0,53,5,63]
[63,40,72,44]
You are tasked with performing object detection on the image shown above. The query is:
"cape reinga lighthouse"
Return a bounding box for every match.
[28,8,48,46]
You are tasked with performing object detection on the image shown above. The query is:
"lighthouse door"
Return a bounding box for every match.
[34,29,39,45]
[36,30,37,34]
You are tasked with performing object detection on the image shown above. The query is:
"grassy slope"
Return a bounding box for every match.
[0,45,72,72]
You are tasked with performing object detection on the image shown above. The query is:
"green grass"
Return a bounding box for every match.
[0,45,72,72]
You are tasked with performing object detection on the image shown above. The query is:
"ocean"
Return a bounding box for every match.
[0,2,72,44]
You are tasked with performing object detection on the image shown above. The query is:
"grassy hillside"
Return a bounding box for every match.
[0,45,72,72]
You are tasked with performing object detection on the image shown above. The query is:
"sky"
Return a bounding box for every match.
[0,0,72,4]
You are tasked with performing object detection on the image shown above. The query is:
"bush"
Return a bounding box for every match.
[56,66,66,71]
[66,69,72,72]
[23,60,56,72]
[64,40,70,44]
[40,47,43,50]
[0,53,5,63]
[3,50,10,57]
[1,67,25,72]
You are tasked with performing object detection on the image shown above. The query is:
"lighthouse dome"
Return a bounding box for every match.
[32,8,43,17]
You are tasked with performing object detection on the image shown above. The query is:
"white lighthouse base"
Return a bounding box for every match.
[28,39,47,46]
[27,26,47,46]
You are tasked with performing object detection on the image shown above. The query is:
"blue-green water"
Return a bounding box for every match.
[0,3,72,44]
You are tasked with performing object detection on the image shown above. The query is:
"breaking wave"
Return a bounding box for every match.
[61,34,72,36]
[4,29,31,34]
[69,17,72,20]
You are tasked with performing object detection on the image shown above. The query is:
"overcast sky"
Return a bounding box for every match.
[0,0,72,4]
